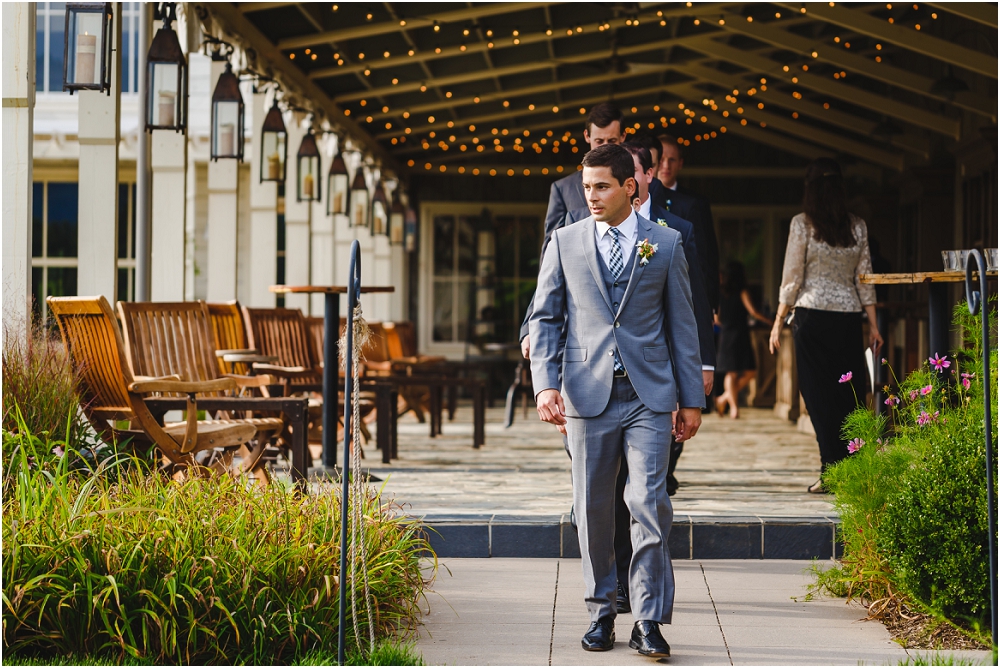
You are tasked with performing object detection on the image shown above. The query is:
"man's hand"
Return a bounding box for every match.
[521,337,531,360]
[702,370,714,395]
[673,407,702,442]
[555,424,567,435]
[536,389,566,426]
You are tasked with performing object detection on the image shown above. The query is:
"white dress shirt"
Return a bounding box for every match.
[595,209,638,272]
[638,195,652,221]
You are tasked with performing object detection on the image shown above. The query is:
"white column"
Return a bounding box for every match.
[77,3,123,302]
[309,136,335,315]
[372,224,393,320]
[389,243,407,320]
[283,118,310,312]
[247,90,277,307]
[150,131,188,300]
[334,205,354,317]
[206,59,239,301]
[1,3,35,326]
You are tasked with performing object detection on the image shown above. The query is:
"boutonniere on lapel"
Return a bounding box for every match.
[635,238,658,266]
[656,218,668,227]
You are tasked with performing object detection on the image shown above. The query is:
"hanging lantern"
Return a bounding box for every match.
[350,168,370,228]
[296,130,321,202]
[63,3,113,94]
[210,62,245,161]
[404,206,418,253]
[390,201,405,245]
[145,2,186,131]
[371,181,388,235]
[327,153,350,215]
[259,100,287,182]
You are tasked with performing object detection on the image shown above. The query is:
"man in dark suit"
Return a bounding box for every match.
[524,103,627,355]
[647,134,720,312]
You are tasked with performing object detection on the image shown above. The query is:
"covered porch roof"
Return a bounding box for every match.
[195,2,997,177]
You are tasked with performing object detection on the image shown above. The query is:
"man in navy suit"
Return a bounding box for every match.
[645,134,720,312]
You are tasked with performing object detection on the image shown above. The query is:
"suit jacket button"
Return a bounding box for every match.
[614,282,619,287]
[615,322,621,328]
[608,350,614,356]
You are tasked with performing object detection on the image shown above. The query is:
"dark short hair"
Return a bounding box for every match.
[581,143,635,186]
[622,141,652,173]
[585,102,624,134]
[657,133,684,159]
[629,133,660,162]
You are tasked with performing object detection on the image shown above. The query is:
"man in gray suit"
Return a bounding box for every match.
[529,144,704,657]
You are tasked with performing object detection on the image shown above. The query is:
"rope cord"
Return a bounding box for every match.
[341,303,376,655]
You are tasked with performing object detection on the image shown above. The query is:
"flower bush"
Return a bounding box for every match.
[820,302,997,640]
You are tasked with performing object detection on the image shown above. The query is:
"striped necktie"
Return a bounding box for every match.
[608,227,624,279]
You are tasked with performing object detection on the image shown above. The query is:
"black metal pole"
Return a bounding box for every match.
[964,249,996,646]
[338,239,361,666]
[323,292,340,468]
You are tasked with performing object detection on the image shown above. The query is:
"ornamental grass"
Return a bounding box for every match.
[2,414,434,665]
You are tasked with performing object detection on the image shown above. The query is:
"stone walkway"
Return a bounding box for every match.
[415,558,992,666]
[363,405,834,519]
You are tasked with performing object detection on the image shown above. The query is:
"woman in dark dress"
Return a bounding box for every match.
[714,261,772,419]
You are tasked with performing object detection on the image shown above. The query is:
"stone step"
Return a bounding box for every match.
[419,514,842,560]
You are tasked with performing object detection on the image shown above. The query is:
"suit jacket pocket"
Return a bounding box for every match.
[643,345,669,362]
[564,347,587,362]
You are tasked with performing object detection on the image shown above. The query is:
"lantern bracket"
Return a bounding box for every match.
[153,2,177,26]
[202,36,235,62]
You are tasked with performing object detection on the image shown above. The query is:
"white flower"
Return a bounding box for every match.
[635,239,659,266]
[656,219,669,227]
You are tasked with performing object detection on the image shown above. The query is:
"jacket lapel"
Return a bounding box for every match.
[581,218,615,314]
[617,215,654,316]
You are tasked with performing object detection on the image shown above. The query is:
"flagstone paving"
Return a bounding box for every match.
[362,405,835,519]
[415,558,993,666]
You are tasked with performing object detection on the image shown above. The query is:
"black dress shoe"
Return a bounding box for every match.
[629,620,670,657]
[667,473,679,496]
[616,581,631,613]
[581,616,615,651]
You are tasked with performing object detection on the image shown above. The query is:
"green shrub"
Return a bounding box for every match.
[2,423,434,665]
[823,301,996,634]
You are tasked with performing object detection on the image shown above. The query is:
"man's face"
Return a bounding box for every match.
[631,153,653,203]
[658,142,684,187]
[582,165,636,225]
[583,121,626,150]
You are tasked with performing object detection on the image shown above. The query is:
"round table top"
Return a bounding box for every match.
[269,285,396,294]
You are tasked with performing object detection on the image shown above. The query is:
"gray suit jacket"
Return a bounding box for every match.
[529,214,705,417]
[542,171,586,259]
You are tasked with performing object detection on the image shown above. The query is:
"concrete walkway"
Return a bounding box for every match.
[415,558,992,666]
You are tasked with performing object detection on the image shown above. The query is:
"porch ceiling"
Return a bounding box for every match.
[200,2,997,176]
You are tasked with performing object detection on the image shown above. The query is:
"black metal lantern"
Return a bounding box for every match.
[260,101,287,182]
[145,3,186,132]
[296,130,321,202]
[389,200,405,245]
[63,3,113,94]
[327,153,350,215]
[371,181,388,235]
[350,168,370,228]
[210,63,245,161]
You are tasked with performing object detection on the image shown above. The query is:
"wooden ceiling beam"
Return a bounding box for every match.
[276,2,556,51]
[673,61,930,158]
[774,2,998,78]
[925,2,997,29]
[689,38,962,138]
[704,10,996,119]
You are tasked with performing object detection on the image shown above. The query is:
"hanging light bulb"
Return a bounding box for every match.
[259,99,287,182]
[350,166,370,228]
[210,60,245,161]
[327,151,350,214]
[296,129,321,202]
[144,2,186,131]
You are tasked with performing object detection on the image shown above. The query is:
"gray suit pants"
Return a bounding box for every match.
[566,375,675,624]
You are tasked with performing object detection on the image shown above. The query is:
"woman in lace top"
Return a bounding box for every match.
[769,158,883,493]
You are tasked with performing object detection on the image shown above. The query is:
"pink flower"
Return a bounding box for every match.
[881,358,888,365]
[909,390,918,401]
[51,445,64,457]
[884,395,899,407]
[847,438,864,454]
[928,353,950,371]
[920,385,933,396]
[839,371,853,383]
[917,410,940,426]
[961,372,975,390]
